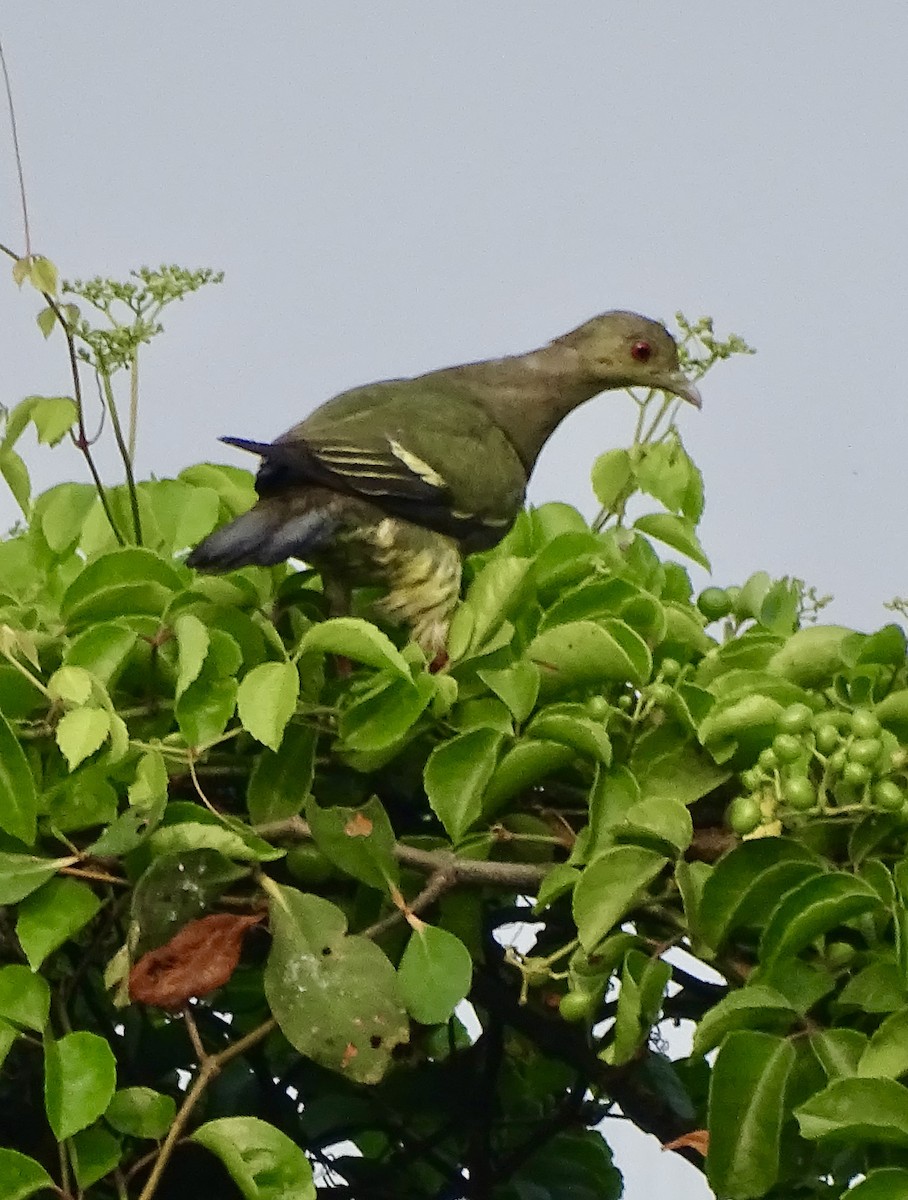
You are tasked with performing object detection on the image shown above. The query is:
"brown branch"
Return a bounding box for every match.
[135,1016,277,1200]
[363,867,455,939]
[256,815,549,891]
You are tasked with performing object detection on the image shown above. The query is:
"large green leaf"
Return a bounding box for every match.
[0,851,69,905]
[61,548,183,627]
[44,1031,117,1141]
[0,1149,54,1200]
[105,1087,176,1139]
[572,846,667,951]
[528,619,651,693]
[692,985,798,1057]
[246,724,317,824]
[297,617,410,677]
[843,1168,908,1199]
[759,873,881,967]
[858,1010,908,1080]
[16,877,101,970]
[191,1116,315,1200]
[424,727,504,841]
[306,795,399,891]
[264,885,408,1083]
[397,923,473,1025]
[707,1031,795,1199]
[796,1076,908,1147]
[339,674,434,751]
[0,965,50,1031]
[0,712,38,844]
[237,661,299,751]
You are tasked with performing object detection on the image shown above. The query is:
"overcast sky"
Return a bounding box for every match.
[2,4,907,1194]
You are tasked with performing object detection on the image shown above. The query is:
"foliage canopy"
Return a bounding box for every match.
[1,257,907,1200]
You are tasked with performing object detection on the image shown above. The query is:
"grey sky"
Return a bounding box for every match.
[2,4,907,1194]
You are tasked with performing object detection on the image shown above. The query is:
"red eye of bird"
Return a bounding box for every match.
[631,340,652,362]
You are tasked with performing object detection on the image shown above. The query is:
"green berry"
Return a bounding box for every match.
[648,682,673,706]
[773,733,804,764]
[740,767,762,792]
[873,780,905,811]
[660,657,681,681]
[848,738,883,767]
[697,587,733,622]
[587,695,610,720]
[758,747,779,772]
[617,694,633,712]
[777,703,813,735]
[728,795,762,835]
[286,843,335,887]
[842,760,871,787]
[851,709,881,739]
[815,723,840,755]
[559,991,594,1023]
[828,748,847,774]
[782,776,815,810]
[825,941,856,969]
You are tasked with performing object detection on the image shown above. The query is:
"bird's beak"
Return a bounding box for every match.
[659,372,702,409]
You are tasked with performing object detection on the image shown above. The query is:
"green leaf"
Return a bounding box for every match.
[534,863,581,911]
[306,795,399,891]
[483,739,574,816]
[105,1087,176,1139]
[339,674,434,751]
[0,1149,54,1200]
[39,483,97,552]
[528,619,651,693]
[25,256,59,295]
[298,617,410,677]
[62,548,183,627]
[150,820,281,863]
[612,796,693,858]
[591,448,633,509]
[29,397,77,446]
[0,965,50,1031]
[424,727,504,841]
[264,885,408,1083]
[0,446,31,514]
[397,923,473,1024]
[247,724,317,824]
[698,693,784,763]
[810,1029,867,1081]
[707,1031,795,1199]
[692,985,798,1057]
[44,1031,117,1141]
[55,706,111,770]
[859,1009,908,1079]
[796,1076,908,1147]
[0,851,67,904]
[237,661,299,751]
[635,438,696,515]
[634,512,710,569]
[477,660,539,723]
[527,708,612,763]
[131,850,249,956]
[843,1168,908,1199]
[174,611,210,698]
[70,1125,122,1190]
[699,838,823,951]
[572,846,668,951]
[35,306,56,339]
[63,623,137,685]
[766,625,853,687]
[631,724,730,806]
[191,1116,315,1200]
[760,873,881,967]
[602,949,671,1066]
[0,711,38,843]
[48,665,93,705]
[838,962,908,1015]
[176,672,237,747]
[17,877,101,970]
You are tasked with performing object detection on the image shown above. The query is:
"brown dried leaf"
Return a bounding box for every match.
[129,912,261,1010]
[662,1129,709,1156]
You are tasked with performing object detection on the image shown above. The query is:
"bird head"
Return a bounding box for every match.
[553,311,702,407]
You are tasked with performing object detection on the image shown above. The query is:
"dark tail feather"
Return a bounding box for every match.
[186,501,338,571]
[219,436,276,458]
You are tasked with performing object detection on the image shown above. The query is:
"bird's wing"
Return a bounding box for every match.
[226,381,527,546]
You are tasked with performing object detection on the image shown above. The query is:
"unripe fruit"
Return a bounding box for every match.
[873,780,904,811]
[660,657,681,681]
[587,695,610,720]
[848,738,883,767]
[851,709,881,739]
[740,767,762,792]
[648,682,673,706]
[286,843,335,886]
[782,776,815,810]
[697,587,733,622]
[777,703,813,735]
[773,733,803,764]
[559,991,595,1023]
[842,761,871,787]
[758,747,779,772]
[617,694,633,712]
[827,748,847,774]
[728,795,762,835]
[815,723,840,755]
[825,941,856,970]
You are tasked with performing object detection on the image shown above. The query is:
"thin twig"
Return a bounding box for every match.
[99,371,142,543]
[0,39,31,256]
[136,1016,277,1200]
[363,868,454,939]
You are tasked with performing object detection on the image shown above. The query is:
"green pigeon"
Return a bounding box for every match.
[187,312,701,659]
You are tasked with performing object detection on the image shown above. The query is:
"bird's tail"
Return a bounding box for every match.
[186,498,338,572]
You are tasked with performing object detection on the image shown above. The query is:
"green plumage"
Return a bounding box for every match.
[187,311,701,658]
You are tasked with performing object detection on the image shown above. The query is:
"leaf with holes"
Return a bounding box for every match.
[264,885,408,1084]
